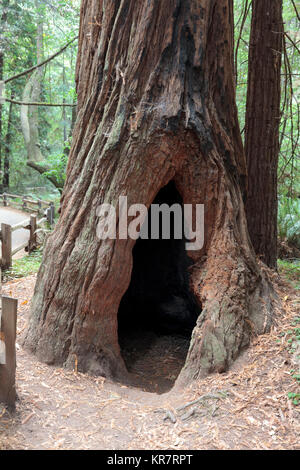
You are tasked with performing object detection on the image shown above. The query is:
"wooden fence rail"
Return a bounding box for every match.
[0,192,55,225]
[0,294,18,407]
[0,193,53,406]
[0,193,55,270]
[0,214,48,270]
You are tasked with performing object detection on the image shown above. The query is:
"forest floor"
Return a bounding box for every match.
[0,270,299,450]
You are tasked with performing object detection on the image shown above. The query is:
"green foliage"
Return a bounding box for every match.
[276,313,300,406]
[278,259,300,289]
[0,0,79,193]
[3,249,43,281]
[42,151,69,189]
[288,392,300,406]
[278,197,300,248]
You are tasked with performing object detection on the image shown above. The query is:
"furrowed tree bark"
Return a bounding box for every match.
[23,0,276,384]
[245,0,283,268]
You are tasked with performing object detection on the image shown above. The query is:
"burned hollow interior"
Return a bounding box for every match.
[117,181,201,391]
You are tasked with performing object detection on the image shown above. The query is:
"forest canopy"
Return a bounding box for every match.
[0,0,80,193]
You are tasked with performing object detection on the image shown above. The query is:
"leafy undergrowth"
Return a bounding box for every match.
[2,249,43,282]
[278,314,300,406]
[278,259,300,290]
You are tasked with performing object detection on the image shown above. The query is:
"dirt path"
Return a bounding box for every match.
[0,273,299,450]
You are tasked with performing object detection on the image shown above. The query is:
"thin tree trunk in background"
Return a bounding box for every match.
[0,51,3,191]
[32,0,44,129]
[3,91,13,190]
[21,0,44,162]
[21,72,44,161]
[245,0,283,268]
[63,102,77,160]
[62,53,67,143]
[0,0,9,192]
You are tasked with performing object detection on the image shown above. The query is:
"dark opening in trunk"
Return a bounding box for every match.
[118,181,201,393]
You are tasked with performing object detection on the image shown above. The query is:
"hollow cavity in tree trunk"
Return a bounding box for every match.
[118,181,201,392]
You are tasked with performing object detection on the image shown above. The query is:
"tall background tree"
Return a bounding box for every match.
[234,0,300,265]
[244,0,283,268]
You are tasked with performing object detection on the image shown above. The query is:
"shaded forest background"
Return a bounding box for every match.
[0,0,299,265]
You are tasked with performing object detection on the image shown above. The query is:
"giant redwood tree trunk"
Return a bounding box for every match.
[245,0,283,268]
[23,0,276,384]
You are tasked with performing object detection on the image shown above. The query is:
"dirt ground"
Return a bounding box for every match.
[0,272,299,450]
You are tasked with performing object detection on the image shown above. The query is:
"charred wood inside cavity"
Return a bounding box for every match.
[118,180,201,347]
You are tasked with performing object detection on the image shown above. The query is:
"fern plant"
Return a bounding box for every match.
[278,197,300,249]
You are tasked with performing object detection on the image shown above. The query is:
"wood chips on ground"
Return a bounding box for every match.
[0,270,299,450]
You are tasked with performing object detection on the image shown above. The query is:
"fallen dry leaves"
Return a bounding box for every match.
[0,271,299,450]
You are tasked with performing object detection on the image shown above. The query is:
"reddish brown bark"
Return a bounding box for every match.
[245,0,283,268]
[23,0,276,384]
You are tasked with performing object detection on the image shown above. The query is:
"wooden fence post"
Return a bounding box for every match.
[50,202,55,225]
[28,215,37,253]
[0,296,18,407]
[1,223,12,269]
[46,205,54,226]
[3,193,7,207]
